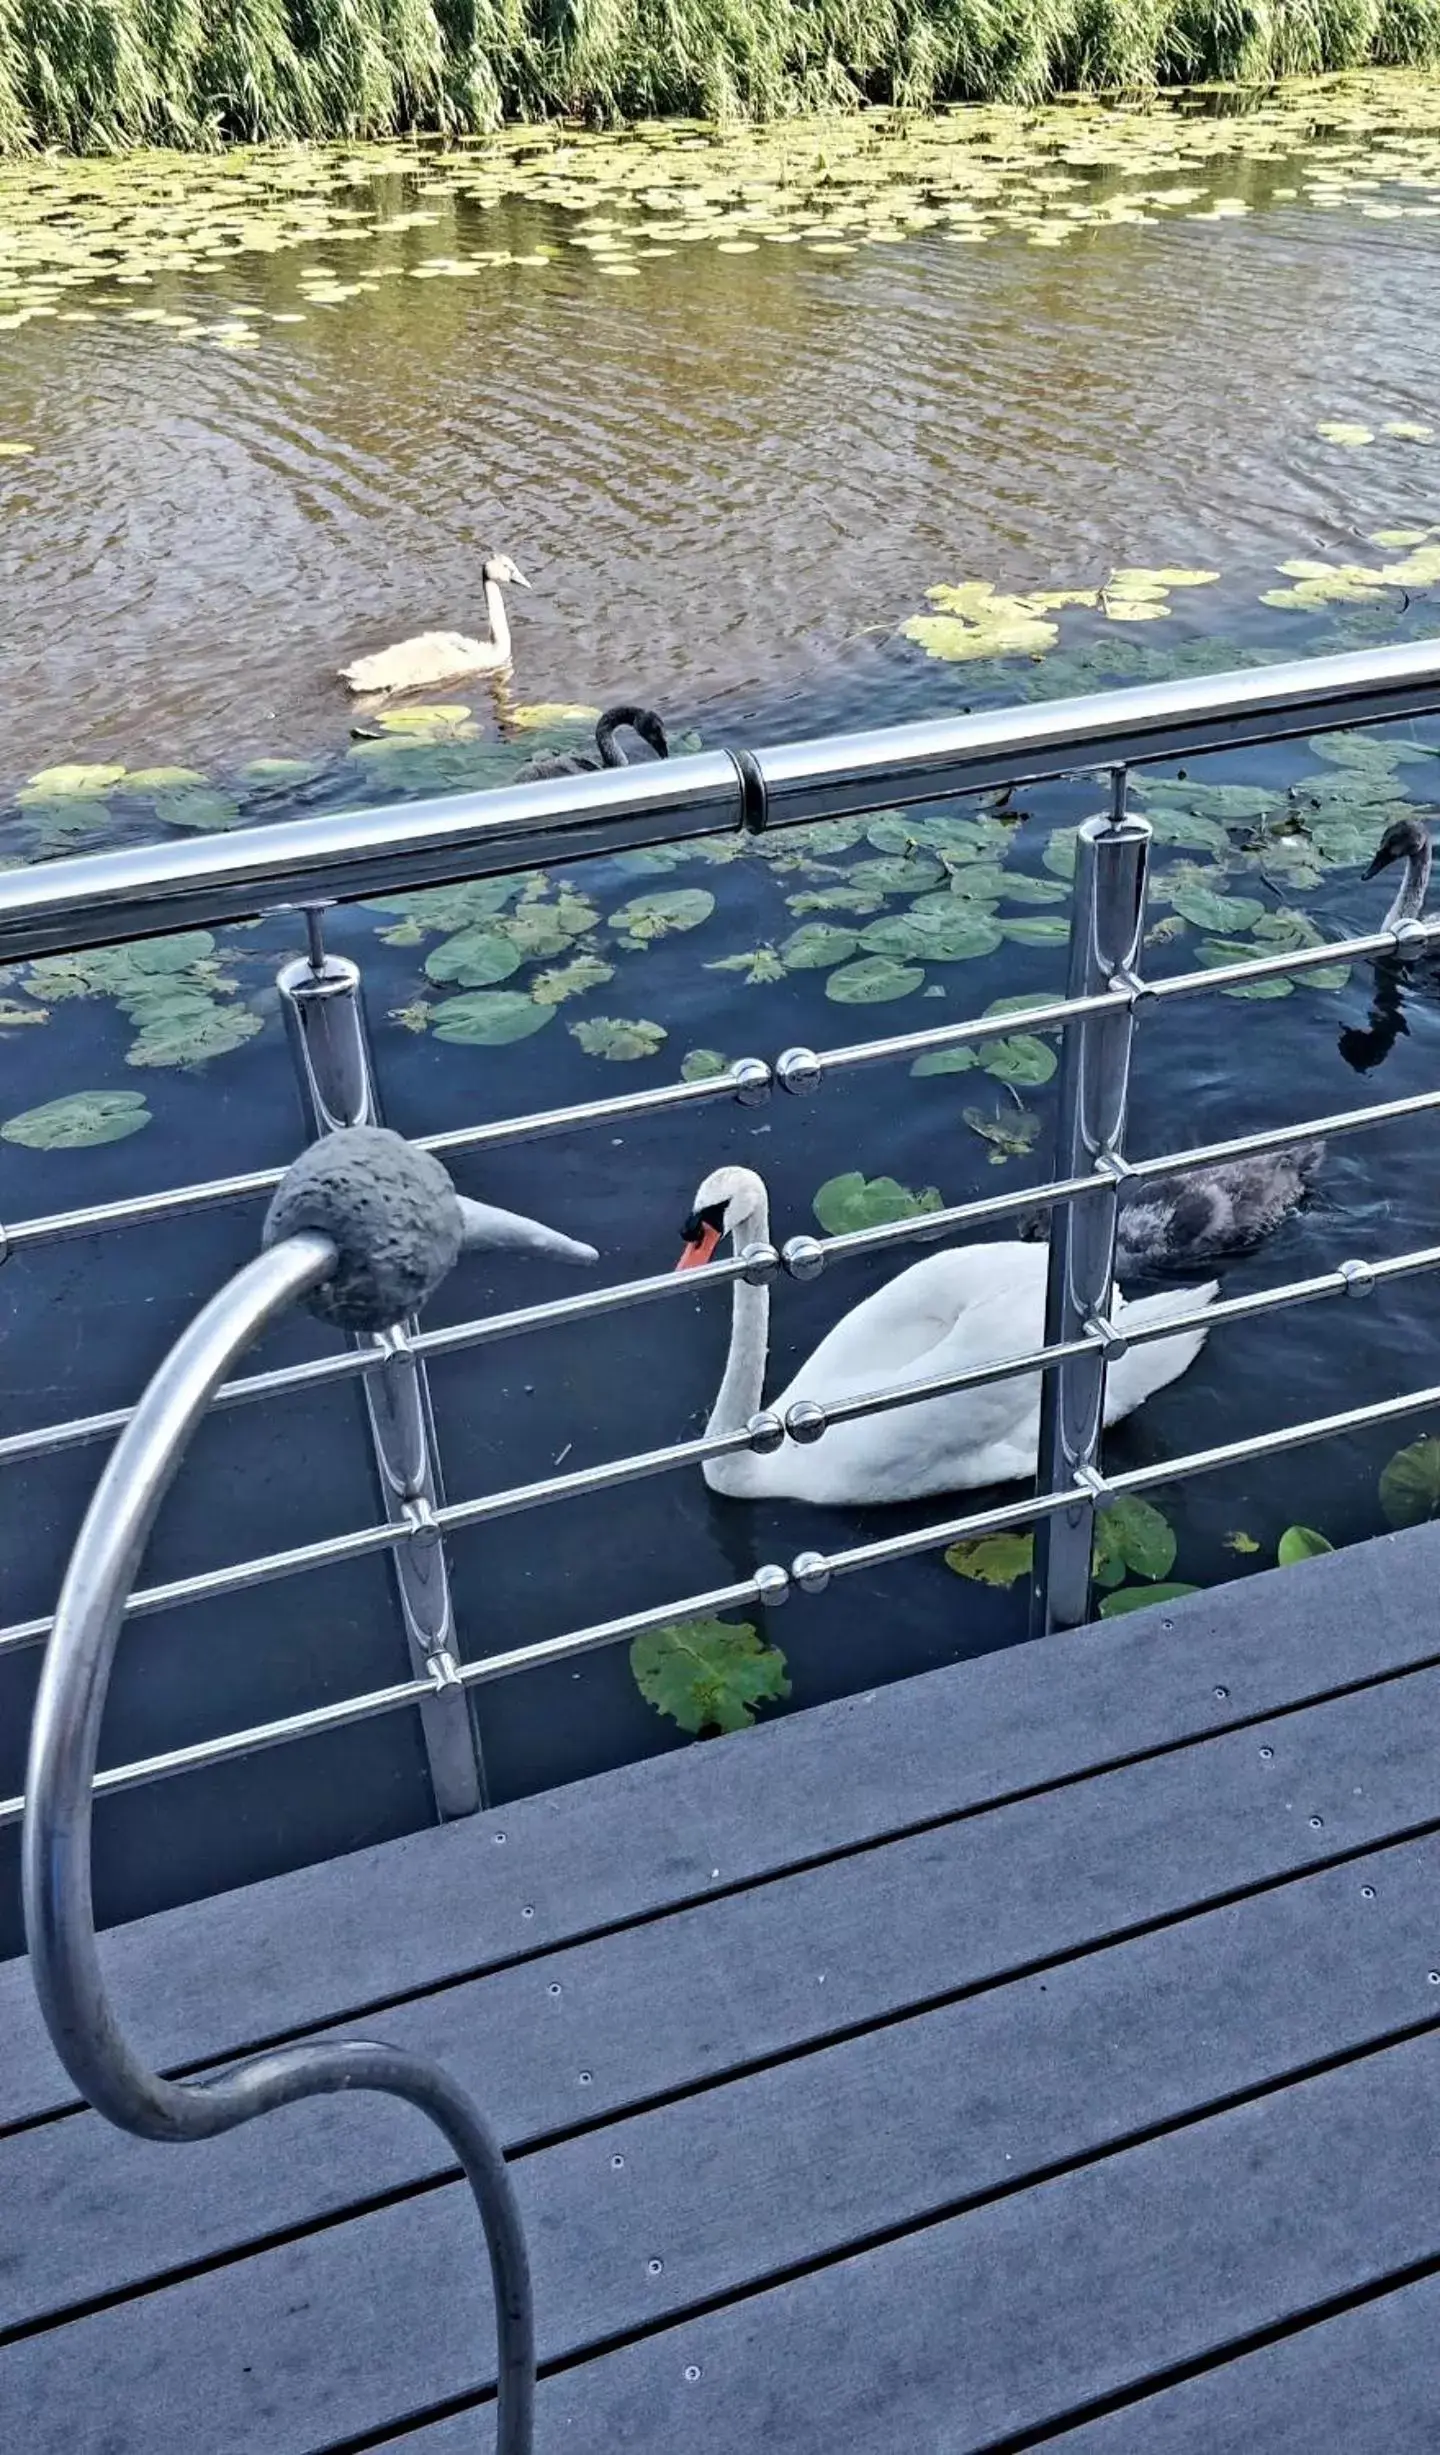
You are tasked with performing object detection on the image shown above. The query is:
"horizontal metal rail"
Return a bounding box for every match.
[6,915,1440,1265]
[6,1224,1440,1663]
[6,633,1440,1841]
[1,637,1438,964]
[7,1077,1440,1476]
[7,1363,1440,1832]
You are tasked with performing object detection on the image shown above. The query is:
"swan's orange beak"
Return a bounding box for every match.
[676,1222,721,1272]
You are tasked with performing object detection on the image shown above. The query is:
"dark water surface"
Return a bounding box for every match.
[4,81,1440,1950]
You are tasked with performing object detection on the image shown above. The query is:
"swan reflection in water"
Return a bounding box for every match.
[1339,815,1434,1077]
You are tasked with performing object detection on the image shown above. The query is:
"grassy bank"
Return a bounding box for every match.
[1,0,1439,151]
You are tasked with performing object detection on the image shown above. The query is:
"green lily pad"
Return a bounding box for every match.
[531,956,615,1005]
[1165,884,1266,933]
[944,1531,1033,1587]
[826,955,926,1004]
[365,878,527,933]
[974,1032,1058,1086]
[503,895,599,960]
[127,1003,263,1067]
[154,790,244,832]
[569,1015,667,1060]
[1043,829,1079,878]
[1379,1436,1440,1528]
[778,922,862,969]
[125,766,208,792]
[1195,940,1294,998]
[1,1088,151,1148]
[964,1104,1042,1163]
[1277,1525,1334,1565]
[242,757,326,785]
[861,907,1003,962]
[1097,1582,1201,1617]
[812,1171,944,1235]
[706,946,788,984]
[786,884,886,918]
[681,1047,730,1081]
[848,855,946,896]
[910,1045,979,1078]
[630,1617,790,1736]
[17,762,126,803]
[431,992,556,1046]
[424,930,523,989]
[998,916,1070,945]
[608,889,715,949]
[996,873,1069,906]
[1092,1495,1177,1588]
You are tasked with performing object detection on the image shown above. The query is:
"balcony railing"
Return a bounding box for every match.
[4,633,1440,1831]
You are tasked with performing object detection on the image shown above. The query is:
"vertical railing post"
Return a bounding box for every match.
[278,914,486,1817]
[1030,776,1151,1637]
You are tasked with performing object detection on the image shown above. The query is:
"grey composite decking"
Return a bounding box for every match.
[3,1524,1440,2452]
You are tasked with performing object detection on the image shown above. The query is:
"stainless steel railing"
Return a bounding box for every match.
[20,1141,540,2454]
[5,634,1440,1833]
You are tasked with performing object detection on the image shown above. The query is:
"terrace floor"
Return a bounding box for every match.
[4,1524,1440,2452]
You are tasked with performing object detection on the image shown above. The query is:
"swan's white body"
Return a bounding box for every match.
[340,558,529,694]
[683,1168,1217,1506]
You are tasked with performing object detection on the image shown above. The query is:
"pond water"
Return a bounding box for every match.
[4,75,1440,1951]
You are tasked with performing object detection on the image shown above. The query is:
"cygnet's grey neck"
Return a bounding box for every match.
[1385,832,1432,930]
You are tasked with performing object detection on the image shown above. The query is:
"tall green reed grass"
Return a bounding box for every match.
[1,0,1437,150]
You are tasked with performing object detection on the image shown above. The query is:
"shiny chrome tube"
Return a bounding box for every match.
[3,639,1438,967]
[11,1367,1440,1836]
[7,1226,1440,1666]
[19,1226,535,2455]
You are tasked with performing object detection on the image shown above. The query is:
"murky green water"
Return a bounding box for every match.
[4,76,1440,1948]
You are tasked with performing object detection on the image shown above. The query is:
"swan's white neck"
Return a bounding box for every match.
[1384,838,1432,930]
[703,1190,771,1491]
[483,576,511,663]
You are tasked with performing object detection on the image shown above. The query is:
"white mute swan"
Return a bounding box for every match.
[515,705,669,783]
[339,554,531,695]
[675,1166,1217,1506]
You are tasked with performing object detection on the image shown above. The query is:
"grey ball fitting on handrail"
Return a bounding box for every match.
[19,1125,601,2455]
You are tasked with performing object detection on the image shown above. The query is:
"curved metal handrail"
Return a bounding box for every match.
[22,1182,537,2453]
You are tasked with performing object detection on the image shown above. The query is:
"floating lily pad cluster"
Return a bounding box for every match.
[6,74,1440,363]
[10,930,262,1074]
[943,1494,1198,1617]
[4,752,324,860]
[902,568,1220,663]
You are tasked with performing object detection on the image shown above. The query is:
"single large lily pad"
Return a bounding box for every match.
[568,1015,667,1060]
[861,907,1004,962]
[608,889,715,949]
[424,930,523,989]
[431,992,556,1046]
[825,955,926,1004]
[1,1089,151,1148]
[630,1618,790,1735]
[812,1171,944,1235]
[1379,1436,1440,1528]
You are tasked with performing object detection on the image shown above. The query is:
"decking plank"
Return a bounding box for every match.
[4,1834,1439,2452]
[330,2034,1440,2455]
[7,1657,1440,2333]
[1049,2269,1440,2452]
[4,1522,1439,2131]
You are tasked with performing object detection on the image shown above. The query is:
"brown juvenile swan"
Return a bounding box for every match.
[515,705,669,783]
[1018,1144,1325,1270]
[339,555,531,694]
[1364,812,1432,930]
